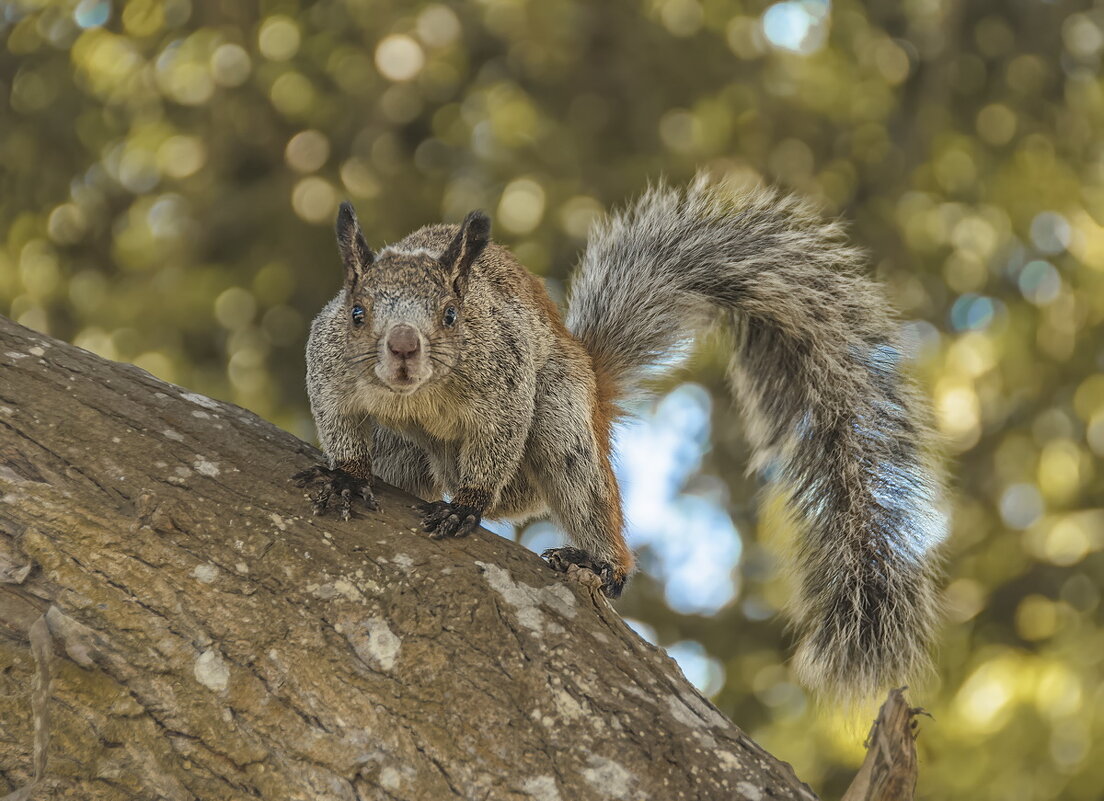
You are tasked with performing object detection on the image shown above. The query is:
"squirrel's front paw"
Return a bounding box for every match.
[292,465,379,521]
[542,546,626,599]
[418,500,481,539]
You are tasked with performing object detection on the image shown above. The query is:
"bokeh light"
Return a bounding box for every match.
[2,1,1103,798]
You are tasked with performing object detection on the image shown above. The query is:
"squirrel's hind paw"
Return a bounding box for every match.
[542,547,625,599]
[419,500,481,539]
[292,465,379,520]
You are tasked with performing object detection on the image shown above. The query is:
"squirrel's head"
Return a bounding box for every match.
[335,202,490,395]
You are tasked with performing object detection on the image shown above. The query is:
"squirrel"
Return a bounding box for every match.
[293,174,946,700]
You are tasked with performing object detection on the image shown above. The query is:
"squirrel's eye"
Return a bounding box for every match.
[351,305,366,326]
[442,306,458,327]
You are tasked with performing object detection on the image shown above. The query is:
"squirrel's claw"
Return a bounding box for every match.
[291,465,379,519]
[542,546,625,599]
[419,500,481,539]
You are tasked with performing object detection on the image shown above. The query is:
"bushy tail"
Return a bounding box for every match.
[567,175,946,701]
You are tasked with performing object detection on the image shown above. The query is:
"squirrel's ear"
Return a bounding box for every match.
[439,210,490,295]
[335,202,375,288]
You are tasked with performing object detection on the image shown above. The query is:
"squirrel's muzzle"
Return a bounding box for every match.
[375,322,432,394]
[386,324,421,360]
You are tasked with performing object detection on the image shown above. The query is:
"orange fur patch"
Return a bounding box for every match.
[526,264,633,577]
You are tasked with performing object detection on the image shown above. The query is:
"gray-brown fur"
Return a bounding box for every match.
[569,175,946,700]
[303,203,630,595]
[302,178,946,699]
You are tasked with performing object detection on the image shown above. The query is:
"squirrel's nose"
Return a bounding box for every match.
[386,325,421,359]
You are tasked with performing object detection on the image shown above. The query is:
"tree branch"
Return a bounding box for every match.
[0,314,821,800]
[842,689,922,801]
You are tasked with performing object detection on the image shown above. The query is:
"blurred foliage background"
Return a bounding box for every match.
[2,0,1104,797]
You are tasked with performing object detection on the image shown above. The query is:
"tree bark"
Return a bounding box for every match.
[841,689,921,801]
[0,315,821,801]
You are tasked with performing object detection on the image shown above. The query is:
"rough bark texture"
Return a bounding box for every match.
[0,315,820,801]
[841,689,920,801]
